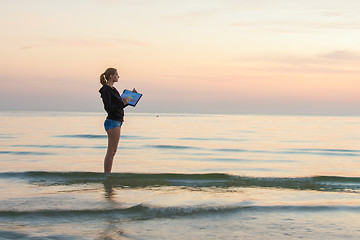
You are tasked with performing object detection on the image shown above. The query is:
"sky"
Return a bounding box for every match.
[1,0,360,115]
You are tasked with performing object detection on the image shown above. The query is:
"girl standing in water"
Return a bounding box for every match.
[99,68,137,173]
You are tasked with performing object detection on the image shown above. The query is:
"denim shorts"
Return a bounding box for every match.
[104,118,123,131]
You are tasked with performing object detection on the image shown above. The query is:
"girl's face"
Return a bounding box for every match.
[110,71,119,82]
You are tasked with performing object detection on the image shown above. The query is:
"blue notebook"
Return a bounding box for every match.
[121,89,143,107]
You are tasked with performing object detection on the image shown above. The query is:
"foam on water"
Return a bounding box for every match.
[1,171,359,193]
[2,203,359,220]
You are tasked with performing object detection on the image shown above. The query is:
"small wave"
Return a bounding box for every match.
[10,144,107,150]
[313,176,360,185]
[1,204,359,220]
[214,148,267,153]
[215,148,248,152]
[0,135,16,139]
[148,145,199,150]
[0,204,246,219]
[12,144,82,149]
[56,134,152,140]
[121,135,156,140]
[0,151,54,156]
[56,134,107,139]
[292,148,360,153]
[281,148,360,157]
[215,148,360,157]
[0,172,359,193]
[179,137,218,141]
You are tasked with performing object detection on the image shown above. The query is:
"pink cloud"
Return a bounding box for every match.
[319,50,360,60]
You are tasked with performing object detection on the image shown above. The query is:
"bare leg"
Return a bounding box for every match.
[104,127,121,173]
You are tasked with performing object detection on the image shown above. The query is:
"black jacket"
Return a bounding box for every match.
[99,85,127,121]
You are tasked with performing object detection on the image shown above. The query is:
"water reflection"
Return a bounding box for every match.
[103,178,116,200]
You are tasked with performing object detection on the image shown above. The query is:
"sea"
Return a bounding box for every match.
[0,111,359,240]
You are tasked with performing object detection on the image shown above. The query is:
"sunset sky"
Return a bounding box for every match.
[1,0,360,115]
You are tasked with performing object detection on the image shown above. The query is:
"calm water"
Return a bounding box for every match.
[0,111,359,239]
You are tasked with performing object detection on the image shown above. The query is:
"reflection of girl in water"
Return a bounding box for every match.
[99,68,137,173]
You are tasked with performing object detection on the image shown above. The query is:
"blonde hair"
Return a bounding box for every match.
[100,68,117,85]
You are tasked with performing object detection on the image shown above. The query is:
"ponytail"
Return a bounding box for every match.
[100,73,107,85]
[99,68,117,85]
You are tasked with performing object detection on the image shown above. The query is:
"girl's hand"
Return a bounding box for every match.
[122,97,131,105]
[132,88,137,93]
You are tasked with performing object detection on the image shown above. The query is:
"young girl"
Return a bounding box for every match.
[99,68,137,173]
